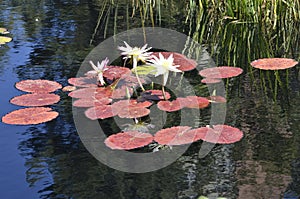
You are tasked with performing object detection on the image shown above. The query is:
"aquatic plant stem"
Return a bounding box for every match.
[133,57,145,91]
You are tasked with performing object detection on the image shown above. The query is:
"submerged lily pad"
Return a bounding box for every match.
[105,131,154,150]
[15,79,62,93]
[2,107,59,125]
[10,93,60,106]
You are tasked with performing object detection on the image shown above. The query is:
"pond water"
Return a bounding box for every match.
[1,1,300,199]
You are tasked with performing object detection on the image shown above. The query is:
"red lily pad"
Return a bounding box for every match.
[206,96,227,103]
[10,93,60,106]
[62,85,76,92]
[73,97,112,107]
[177,96,209,109]
[104,131,154,150]
[157,100,182,112]
[188,125,243,144]
[117,107,150,118]
[141,90,171,101]
[112,99,152,110]
[68,87,112,99]
[152,52,197,71]
[250,58,298,70]
[15,79,62,93]
[103,66,131,80]
[2,107,59,125]
[85,105,117,120]
[201,78,222,84]
[199,66,243,79]
[111,86,134,99]
[154,126,196,145]
[68,77,98,87]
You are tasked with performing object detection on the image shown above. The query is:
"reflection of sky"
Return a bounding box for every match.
[0,7,41,199]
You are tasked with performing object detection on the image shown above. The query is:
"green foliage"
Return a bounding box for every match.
[132,65,156,75]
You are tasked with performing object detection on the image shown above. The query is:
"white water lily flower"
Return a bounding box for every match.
[147,53,182,86]
[86,57,109,85]
[118,41,152,67]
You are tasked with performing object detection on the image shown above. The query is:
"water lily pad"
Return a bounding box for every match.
[85,105,117,120]
[250,58,298,70]
[157,100,182,112]
[73,97,112,107]
[201,78,222,84]
[0,36,12,44]
[177,96,210,109]
[68,77,98,87]
[118,107,150,118]
[10,93,60,106]
[141,90,171,101]
[188,125,243,144]
[152,52,197,71]
[103,66,131,80]
[62,85,76,92]
[105,131,154,150]
[15,79,62,93]
[154,126,197,145]
[2,107,58,125]
[206,96,227,103]
[68,87,112,99]
[199,66,243,79]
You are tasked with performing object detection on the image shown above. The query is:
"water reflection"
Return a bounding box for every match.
[1,0,300,198]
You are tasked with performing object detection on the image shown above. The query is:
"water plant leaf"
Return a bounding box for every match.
[177,96,210,109]
[2,107,58,125]
[0,36,12,44]
[62,85,76,92]
[15,79,62,93]
[104,131,153,150]
[250,58,298,70]
[154,126,199,145]
[68,87,112,99]
[10,93,60,106]
[84,105,117,120]
[73,97,112,107]
[141,90,171,101]
[152,52,197,71]
[110,86,133,99]
[132,65,156,75]
[112,99,152,110]
[117,107,150,118]
[188,125,243,144]
[157,100,182,112]
[201,78,222,84]
[68,76,98,87]
[206,96,227,103]
[103,66,131,80]
[199,66,243,79]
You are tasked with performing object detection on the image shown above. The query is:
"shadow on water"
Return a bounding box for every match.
[1,0,300,198]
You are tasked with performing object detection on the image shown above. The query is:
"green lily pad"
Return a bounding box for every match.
[132,65,156,75]
[0,36,12,44]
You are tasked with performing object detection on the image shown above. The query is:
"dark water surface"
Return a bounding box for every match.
[1,1,300,199]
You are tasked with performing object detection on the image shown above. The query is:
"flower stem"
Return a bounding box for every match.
[133,57,145,91]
